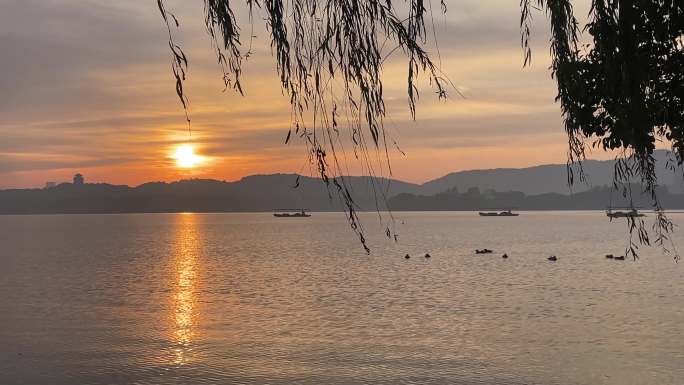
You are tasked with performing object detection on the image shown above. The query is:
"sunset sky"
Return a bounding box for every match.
[0,0,601,189]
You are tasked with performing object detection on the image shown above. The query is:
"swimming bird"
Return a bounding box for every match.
[502,253,508,259]
[605,254,614,259]
[547,255,557,261]
[405,254,410,259]
[425,253,431,258]
[614,255,625,261]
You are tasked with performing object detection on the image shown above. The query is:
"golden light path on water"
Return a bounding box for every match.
[171,213,200,366]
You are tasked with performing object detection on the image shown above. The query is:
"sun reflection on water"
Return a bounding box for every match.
[171,213,200,366]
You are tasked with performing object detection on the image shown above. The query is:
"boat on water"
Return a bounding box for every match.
[606,208,645,218]
[273,209,311,218]
[478,209,519,217]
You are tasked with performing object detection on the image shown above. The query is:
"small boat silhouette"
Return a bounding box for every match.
[479,209,519,217]
[606,208,645,218]
[273,208,311,217]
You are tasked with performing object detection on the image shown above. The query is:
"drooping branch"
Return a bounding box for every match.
[158,0,450,253]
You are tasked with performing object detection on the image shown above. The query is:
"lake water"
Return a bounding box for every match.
[1,211,682,385]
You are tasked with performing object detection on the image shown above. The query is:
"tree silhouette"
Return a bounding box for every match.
[522,0,683,258]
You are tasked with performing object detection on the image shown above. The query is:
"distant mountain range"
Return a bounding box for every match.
[1,150,682,214]
[420,150,684,195]
[0,175,415,214]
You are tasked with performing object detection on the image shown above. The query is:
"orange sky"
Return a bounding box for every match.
[1,0,614,189]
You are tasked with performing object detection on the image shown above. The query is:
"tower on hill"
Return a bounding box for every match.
[73,173,84,185]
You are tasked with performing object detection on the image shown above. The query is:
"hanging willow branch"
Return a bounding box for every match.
[158,0,449,253]
[521,0,684,260]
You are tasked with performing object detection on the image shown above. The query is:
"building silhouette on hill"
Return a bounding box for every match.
[73,173,84,185]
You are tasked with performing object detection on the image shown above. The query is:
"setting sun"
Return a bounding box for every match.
[173,144,203,168]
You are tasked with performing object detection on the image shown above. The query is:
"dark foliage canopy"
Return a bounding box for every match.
[522,0,683,257]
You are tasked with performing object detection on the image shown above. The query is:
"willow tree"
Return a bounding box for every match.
[522,0,683,257]
[158,0,683,257]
